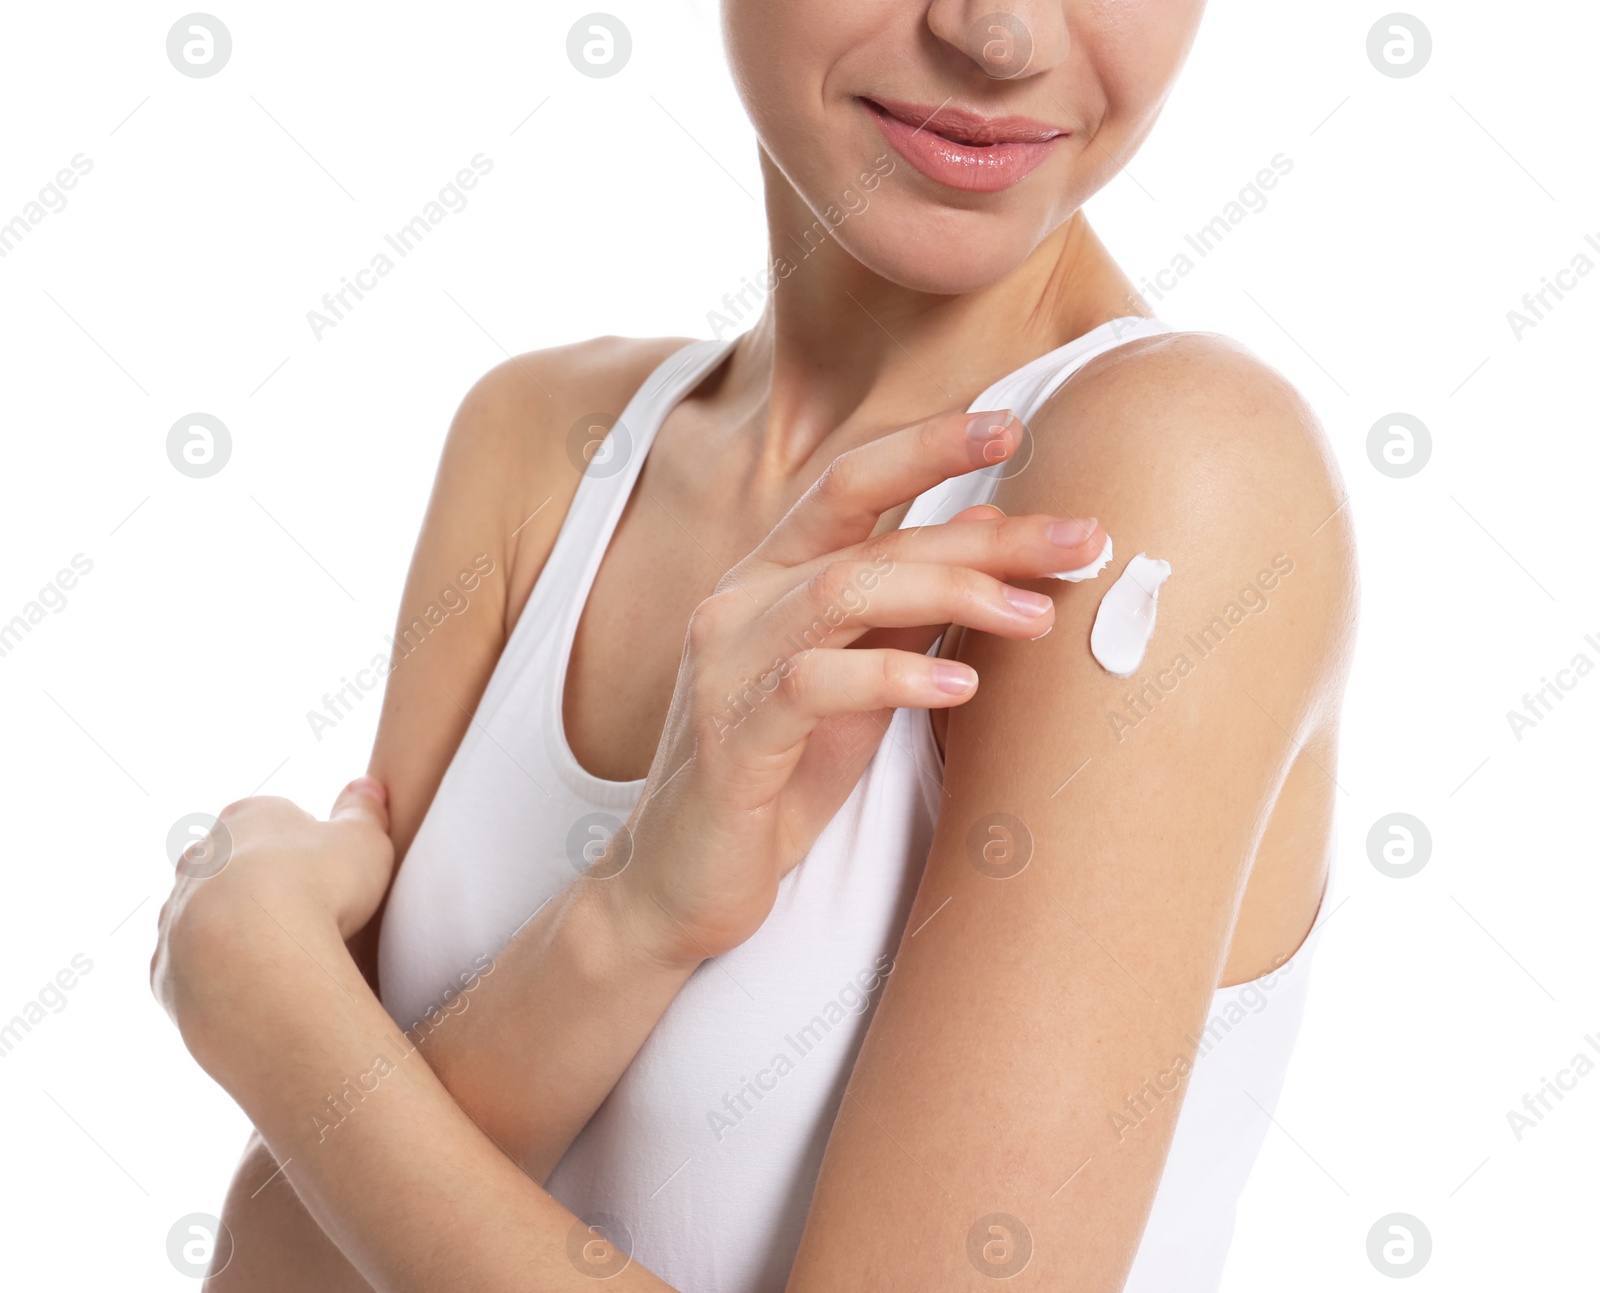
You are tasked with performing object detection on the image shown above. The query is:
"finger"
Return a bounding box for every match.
[848,511,1001,658]
[725,647,979,753]
[750,408,1023,568]
[330,776,391,835]
[724,497,1101,641]
[722,502,1092,634]
[823,513,1108,587]
[763,560,1057,653]
[847,516,1000,659]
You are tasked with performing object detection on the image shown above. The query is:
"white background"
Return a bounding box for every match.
[1,0,1596,1287]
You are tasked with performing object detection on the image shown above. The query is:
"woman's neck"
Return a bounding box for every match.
[714,155,1147,477]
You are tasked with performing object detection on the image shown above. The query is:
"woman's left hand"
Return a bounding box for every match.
[150,778,395,1050]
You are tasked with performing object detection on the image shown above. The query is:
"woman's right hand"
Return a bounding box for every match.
[603,407,1110,967]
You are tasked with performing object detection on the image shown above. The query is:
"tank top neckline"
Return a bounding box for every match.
[542,316,1171,804]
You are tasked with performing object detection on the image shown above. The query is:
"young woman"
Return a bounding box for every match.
[154,2,1356,1288]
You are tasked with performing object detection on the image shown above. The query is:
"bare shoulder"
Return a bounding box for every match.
[432,336,694,596]
[443,335,694,513]
[453,334,694,443]
[1036,329,1346,530]
[1001,329,1359,711]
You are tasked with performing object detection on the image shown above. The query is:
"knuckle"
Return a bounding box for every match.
[814,454,858,504]
[687,593,735,648]
[917,412,955,457]
[859,530,899,566]
[877,650,917,701]
[776,653,816,707]
[876,650,901,695]
[812,562,869,620]
[713,559,754,597]
[214,797,266,830]
[814,560,852,604]
[215,798,249,822]
[941,563,977,608]
[217,794,291,823]
[998,516,1036,558]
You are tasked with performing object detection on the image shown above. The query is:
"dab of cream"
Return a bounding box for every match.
[1090,553,1172,677]
[1048,533,1114,582]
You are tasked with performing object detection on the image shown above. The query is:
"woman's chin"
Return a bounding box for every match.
[833,224,1036,297]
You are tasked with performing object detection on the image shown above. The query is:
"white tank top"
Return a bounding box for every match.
[380,317,1331,1292]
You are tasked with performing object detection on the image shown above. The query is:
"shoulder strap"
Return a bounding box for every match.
[903,317,1174,527]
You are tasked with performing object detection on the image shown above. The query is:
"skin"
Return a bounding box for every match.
[162,0,1358,1288]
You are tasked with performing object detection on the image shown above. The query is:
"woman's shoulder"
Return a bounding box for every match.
[998,325,1358,696]
[1041,327,1342,503]
[1026,327,1352,564]
[447,334,698,467]
[432,334,697,582]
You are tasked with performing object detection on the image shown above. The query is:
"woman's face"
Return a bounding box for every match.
[724,0,1206,294]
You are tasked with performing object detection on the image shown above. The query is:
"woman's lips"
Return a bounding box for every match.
[863,97,1066,194]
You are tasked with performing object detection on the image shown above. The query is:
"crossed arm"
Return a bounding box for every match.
[184,333,1355,1291]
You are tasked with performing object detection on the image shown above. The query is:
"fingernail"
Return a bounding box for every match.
[931,661,978,694]
[1002,586,1053,617]
[967,411,1015,467]
[1047,531,1113,582]
[1048,517,1098,548]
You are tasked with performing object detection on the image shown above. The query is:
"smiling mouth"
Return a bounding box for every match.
[862,97,1067,147]
[860,97,1068,193]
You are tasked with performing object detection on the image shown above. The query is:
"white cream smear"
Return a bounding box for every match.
[1089,553,1172,677]
[1048,533,1114,582]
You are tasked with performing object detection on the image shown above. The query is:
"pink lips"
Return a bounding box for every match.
[863,97,1067,194]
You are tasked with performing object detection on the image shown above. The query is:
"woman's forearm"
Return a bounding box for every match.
[210,863,700,1287]
[189,894,675,1293]
[209,1134,375,1292]
[409,870,701,1181]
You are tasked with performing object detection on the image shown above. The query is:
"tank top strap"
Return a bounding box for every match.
[473,338,735,749]
[903,316,1174,527]
[505,338,735,654]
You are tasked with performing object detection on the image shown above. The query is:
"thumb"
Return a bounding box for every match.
[331,776,391,835]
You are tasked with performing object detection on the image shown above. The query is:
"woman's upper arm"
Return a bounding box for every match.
[363,356,551,864]
[786,333,1358,1291]
[351,338,685,989]
[365,338,688,864]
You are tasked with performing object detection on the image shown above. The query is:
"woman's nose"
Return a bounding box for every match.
[925,0,1072,80]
